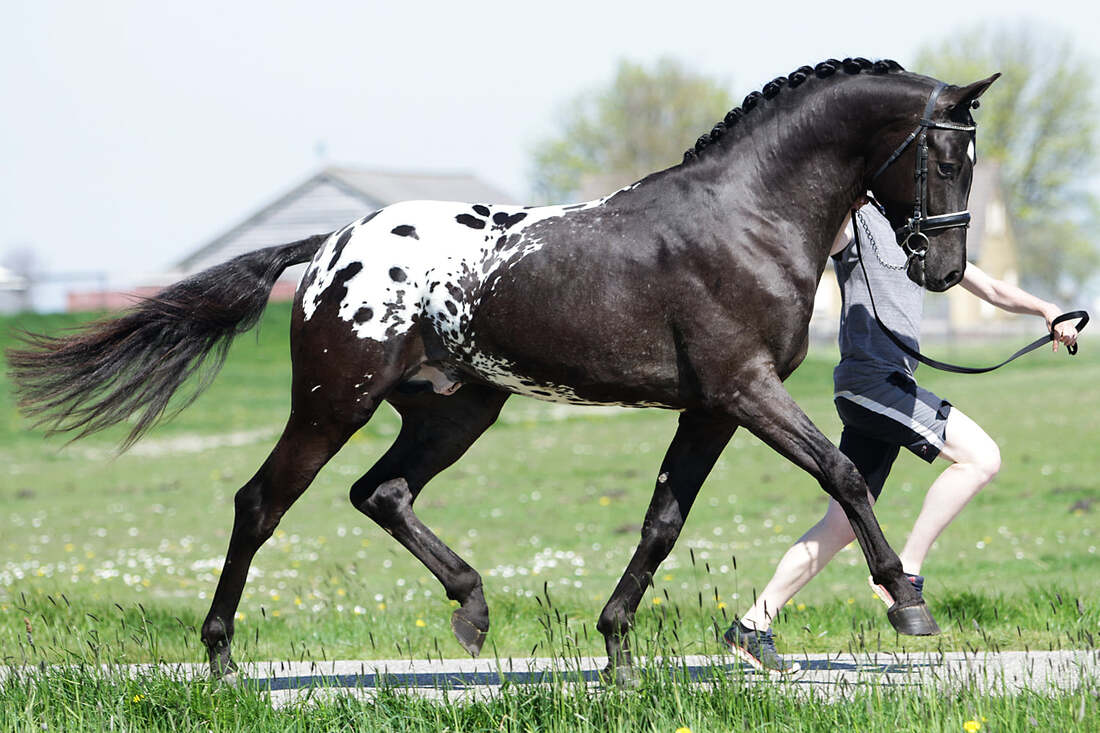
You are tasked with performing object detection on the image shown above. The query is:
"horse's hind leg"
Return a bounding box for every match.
[199,405,367,677]
[350,384,508,656]
[199,319,403,677]
[598,409,737,682]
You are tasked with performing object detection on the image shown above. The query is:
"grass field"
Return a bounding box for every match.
[2,303,1098,730]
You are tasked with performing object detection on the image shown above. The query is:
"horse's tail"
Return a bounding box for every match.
[7,233,329,449]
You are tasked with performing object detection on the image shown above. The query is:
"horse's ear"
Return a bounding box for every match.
[946,73,1001,119]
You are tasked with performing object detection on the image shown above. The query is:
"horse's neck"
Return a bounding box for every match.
[689,75,917,266]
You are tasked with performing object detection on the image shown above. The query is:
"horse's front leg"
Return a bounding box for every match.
[729,366,939,636]
[598,410,737,684]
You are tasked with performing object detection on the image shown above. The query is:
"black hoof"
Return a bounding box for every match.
[600,664,640,688]
[451,608,487,657]
[208,645,238,680]
[887,602,941,636]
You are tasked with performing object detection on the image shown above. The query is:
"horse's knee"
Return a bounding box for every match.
[353,477,412,522]
[820,454,868,506]
[232,482,279,545]
[641,516,683,559]
[597,601,633,638]
[201,614,232,649]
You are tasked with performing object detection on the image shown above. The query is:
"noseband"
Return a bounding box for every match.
[869,82,977,263]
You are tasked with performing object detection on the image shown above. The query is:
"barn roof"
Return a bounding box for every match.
[176,166,517,274]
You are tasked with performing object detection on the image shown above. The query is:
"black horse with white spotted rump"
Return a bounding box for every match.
[9,58,998,681]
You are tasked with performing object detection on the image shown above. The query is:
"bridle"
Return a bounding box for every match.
[855,80,1090,373]
[868,81,977,265]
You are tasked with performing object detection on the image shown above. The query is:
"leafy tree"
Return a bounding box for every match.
[914,25,1100,301]
[530,58,733,202]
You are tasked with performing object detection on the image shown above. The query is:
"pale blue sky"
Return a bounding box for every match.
[2,0,1097,299]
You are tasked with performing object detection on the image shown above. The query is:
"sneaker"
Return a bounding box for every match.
[869,573,925,608]
[723,621,800,674]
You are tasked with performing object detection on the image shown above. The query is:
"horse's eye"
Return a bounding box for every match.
[937,162,957,178]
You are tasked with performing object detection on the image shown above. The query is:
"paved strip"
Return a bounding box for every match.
[7,650,1093,706]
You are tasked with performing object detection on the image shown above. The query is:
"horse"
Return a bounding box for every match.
[8,57,998,681]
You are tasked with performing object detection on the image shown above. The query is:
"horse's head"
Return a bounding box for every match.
[868,74,1000,292]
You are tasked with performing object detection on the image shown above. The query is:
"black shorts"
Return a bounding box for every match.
[834,371,952,499]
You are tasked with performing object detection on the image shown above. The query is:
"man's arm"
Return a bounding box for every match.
[959,262,1078,350]
[830,213,853,256]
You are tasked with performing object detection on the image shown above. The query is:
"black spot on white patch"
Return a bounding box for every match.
[445,300,458,316]
[391,224,418,239]
[456,213,485,230]
[327,227,356,271]
[354,307,373,323]
[473,205,491,217]
[389,267,407,282]
[492,212,527,229]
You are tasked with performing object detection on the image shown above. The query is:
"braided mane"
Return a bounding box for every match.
[683,57,905,163]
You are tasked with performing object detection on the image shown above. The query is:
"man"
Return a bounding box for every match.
[725,201,1079,673]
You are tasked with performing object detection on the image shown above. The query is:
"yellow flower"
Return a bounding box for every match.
[847,598,855,605]
[797,603,806,611]
[663,574,674,581]
[652,597,663,605]
[963,720,981,732]
[717,602,727,610]
[377,602,387,611]
[271,594,281,601]
[676,727,692,733]
[132,694,145,703]
[598,496,611,506]
[415,619,426,627]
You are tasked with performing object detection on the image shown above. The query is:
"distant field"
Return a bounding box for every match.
[2,303,1098,669]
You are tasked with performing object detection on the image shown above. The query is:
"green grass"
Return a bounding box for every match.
[1,660,1096,732]
[1,305,1099,730]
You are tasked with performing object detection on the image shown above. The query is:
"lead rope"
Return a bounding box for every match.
[851,208,1088,374]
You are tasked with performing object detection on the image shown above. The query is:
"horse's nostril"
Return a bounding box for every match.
[945,270,962,287]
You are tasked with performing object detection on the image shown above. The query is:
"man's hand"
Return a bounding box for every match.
[1045,309,1079,352]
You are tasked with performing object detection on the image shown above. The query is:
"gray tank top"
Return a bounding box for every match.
[833,205,923,390]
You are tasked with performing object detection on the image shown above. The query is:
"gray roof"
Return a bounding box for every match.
[177,166,517,272]
[324,166,518,207]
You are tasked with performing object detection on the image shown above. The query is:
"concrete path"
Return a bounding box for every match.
[4,650,1095,706]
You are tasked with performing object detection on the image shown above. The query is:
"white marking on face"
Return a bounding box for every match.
[966,139,976,165]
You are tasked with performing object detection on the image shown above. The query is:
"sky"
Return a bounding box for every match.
[2,0,1098,307]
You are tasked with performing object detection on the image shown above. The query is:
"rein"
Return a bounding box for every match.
[852,209,1089,374]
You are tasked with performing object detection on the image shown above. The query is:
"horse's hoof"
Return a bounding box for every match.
[209,658,239,683]
[451,608,487,657]
[600,664,640,688]
[887,601,941,636]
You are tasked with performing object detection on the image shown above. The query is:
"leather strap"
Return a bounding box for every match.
[852,221,1088,374]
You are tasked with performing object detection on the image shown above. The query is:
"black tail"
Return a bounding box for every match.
[7,234,328,449]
